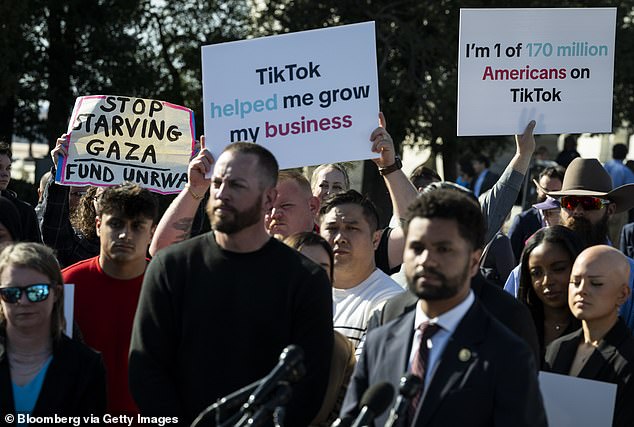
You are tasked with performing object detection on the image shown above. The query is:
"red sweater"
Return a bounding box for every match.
[63,256,144,415]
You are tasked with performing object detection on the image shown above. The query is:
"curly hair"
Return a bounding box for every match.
[70,186,101,240]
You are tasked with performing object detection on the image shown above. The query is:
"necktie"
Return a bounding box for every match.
[407,322,441,425]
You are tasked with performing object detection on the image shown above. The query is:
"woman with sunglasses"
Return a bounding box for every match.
[518,225,586,362]
[0,243,106,418]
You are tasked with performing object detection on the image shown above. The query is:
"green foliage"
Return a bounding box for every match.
[255,0,634,180]
[0,0,251,149]
[0,0,632,186]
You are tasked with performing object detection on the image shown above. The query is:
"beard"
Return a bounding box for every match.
[207,195,263,234]
[406,264,471,301]
[563,212,609,246]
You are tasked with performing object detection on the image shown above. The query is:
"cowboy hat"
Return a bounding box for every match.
[535,157,634,213]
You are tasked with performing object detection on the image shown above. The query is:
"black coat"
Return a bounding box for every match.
[0,334,107,420]
[508,207,542,263]
[545,318,634,427]
[0,189,42,244]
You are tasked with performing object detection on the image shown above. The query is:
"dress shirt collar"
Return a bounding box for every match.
[414,290,475,335]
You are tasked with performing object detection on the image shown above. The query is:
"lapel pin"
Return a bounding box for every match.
[458,348,471,362]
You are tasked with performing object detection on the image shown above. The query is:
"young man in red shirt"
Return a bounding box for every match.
[63,183,157,415]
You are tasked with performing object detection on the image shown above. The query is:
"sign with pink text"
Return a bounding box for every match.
[56,95,196,194]
[201,22,379,169]
[458,8,616,136]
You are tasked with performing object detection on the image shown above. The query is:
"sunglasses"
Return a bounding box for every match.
[560,196,610,211]
[0,284,51,304]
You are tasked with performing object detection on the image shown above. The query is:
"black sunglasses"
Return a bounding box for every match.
[0,284,51,304]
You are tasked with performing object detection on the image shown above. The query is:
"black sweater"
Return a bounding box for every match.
[130,233,334,426]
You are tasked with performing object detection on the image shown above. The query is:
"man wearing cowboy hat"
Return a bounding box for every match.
[538,157,634,246]
[507,157,634,331]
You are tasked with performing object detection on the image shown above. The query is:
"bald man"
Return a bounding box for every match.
[545,245,634,427]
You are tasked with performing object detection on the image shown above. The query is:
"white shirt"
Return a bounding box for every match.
[408,290,475,386]
[333,268,404,356]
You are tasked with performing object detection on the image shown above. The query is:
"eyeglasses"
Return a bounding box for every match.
[560,196,610,211]
[0,284,51,304]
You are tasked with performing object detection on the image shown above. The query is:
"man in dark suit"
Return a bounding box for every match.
[341,189,546,426]
[470,155,500,197]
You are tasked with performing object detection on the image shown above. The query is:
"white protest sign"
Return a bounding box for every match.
[201,22,379,169]
[64,284,74,338]
[56,95,196,194]
[539,371,616,427]
[457,8,616,136]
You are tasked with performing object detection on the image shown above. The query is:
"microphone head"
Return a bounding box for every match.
[280,345,304,367]
[360,382,395,415]
[399,374,423,398]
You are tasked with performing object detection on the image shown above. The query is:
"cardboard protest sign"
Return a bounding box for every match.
[201,22,379,169]
[539,371,616,427]
[458,8,616,136]
[56,95,196,194]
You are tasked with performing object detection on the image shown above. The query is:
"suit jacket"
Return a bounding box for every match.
[0,334,107,419]
[545,318,634,427]
[480,232,515,287]
[508,207,542,263]
[472,170,500,197]
[342,299,547,426]
[368,273,541,364]
[620,223,634,259]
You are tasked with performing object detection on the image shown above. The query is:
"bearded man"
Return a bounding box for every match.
[506,158,634,330]
[340,189,546,427]
[129,142,333,426]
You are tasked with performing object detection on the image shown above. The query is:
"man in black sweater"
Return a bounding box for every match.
[129,142,333,426]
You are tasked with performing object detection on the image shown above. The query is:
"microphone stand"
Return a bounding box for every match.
[273,406,286,427]
[235,382,293,427]
[190,379,261,427]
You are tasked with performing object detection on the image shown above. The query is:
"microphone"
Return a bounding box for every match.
[245,345,305,410]
[350,382,395,427]
[384,374,423,427]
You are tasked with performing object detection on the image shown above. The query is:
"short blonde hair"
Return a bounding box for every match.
[0,243,65,340]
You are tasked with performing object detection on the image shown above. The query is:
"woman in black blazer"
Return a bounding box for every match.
[0,243,106,420]
[545,245,634,427]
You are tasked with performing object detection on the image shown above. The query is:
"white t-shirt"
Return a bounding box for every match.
[333,268,404,356]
